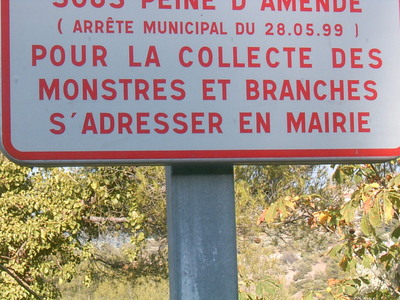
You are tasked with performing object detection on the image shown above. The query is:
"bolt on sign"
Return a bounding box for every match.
[1,0,399,165]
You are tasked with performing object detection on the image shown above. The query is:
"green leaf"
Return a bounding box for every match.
[256,283,263,296]
[341,202,356,223]
[344,285,357,296]
[360,215,373,236]
[359,276,370,284]
[392,225,400,239]
[347,258,357,272]
[362,255,374,269]
[278,199,289,220]
[238,293,247,300]
[329,244,344,257]
[264,203,278,224]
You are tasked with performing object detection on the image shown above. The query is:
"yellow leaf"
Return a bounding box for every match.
[383,196,394,223]
[318,211,330,225]
[264,203,278,224]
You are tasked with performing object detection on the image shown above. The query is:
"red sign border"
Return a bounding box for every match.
[1,0,400,165]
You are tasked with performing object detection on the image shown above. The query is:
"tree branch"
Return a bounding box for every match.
[84,216,127,224]
[370,164,381,180]
[93,256,127,269]
[0,263,43,300]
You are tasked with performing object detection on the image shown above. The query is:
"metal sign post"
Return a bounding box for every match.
[167,165,238,300]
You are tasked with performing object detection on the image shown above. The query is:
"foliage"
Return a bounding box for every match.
[78,166,166,237]
[237,240,290,300]
[0,154,166,299]
[2,152,399,299]
[235,165,328,235]
[239,279,285,300]
[235,164,334,300]
[256,161,400,299]
[0,162,90,299]
[324,162,400,299]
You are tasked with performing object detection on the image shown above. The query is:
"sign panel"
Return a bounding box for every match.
[1,0,400,165]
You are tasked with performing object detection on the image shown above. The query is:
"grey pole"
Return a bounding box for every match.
[166,165,238,300]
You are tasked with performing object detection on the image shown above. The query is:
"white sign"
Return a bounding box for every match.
[1,0,400,165]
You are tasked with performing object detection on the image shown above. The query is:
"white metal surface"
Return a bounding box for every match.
[1,0,400,165]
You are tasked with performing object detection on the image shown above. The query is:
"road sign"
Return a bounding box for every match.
[1,0,400,165]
